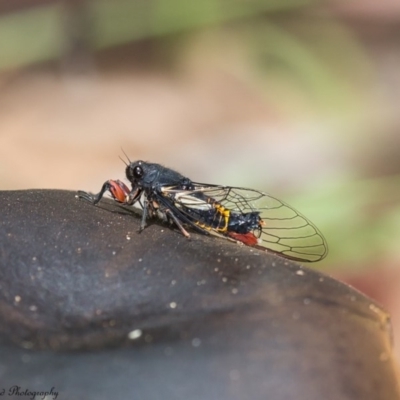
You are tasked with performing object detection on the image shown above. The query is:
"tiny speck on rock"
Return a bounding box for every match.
[128,329,142,340]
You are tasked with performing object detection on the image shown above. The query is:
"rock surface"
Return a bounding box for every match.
[0,190,399,400]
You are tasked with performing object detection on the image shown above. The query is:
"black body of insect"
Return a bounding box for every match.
[78,160,328,262]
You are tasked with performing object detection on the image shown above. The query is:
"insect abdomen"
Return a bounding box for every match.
[227,211,261,234]
[185,203,261,235]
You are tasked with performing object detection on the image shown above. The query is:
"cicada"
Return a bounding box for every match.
[78,160,327,262]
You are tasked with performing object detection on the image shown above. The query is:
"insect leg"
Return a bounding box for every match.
[165,209,191,239]
[79,180,142,207]
[78,180,117,205]
[125,188,142,206]
[139,198,149,232]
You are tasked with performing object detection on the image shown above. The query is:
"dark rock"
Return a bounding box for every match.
[0,190,398,400]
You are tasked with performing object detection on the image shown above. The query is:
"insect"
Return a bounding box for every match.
[78,160,328,262]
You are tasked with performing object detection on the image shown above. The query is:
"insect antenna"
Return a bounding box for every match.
[119,148,131,166]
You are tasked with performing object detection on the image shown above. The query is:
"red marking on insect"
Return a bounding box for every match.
[227,232,259,246]
[109,180,130,203]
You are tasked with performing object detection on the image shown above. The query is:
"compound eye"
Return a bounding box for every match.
[134,165,144,179]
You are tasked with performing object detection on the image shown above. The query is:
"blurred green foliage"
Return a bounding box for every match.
[290,174,400,269]
[0,5,62,69]
[0,0,315,70]
[249,19,370,115]
[0,0,369,118]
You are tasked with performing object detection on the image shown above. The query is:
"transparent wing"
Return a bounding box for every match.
[163,183,328,262]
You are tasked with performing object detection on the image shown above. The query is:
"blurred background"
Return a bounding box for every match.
[1,0,400,359]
